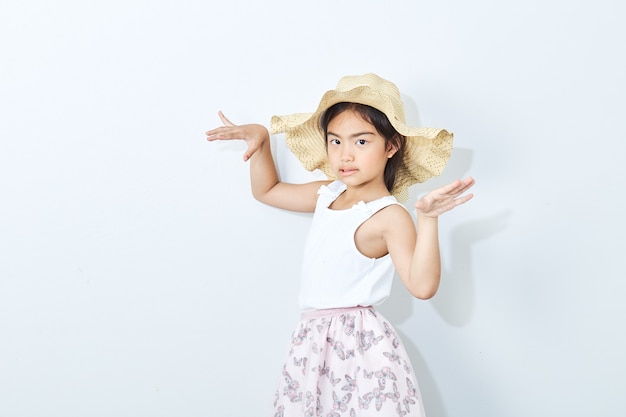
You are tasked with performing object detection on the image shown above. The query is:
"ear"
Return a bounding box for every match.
[386,142,398,159]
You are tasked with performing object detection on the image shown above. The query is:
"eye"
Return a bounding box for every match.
[329,138,340,145]
[357,139,367,145]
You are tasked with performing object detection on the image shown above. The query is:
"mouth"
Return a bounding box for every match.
[339,168,358,176]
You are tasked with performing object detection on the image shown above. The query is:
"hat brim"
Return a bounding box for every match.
[270,86,453,202]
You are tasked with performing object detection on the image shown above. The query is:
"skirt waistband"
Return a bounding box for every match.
[301,306,373,320]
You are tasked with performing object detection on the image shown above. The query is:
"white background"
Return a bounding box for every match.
[1,1,624,416]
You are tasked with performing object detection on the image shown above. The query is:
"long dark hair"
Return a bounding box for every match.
[320,102,406,193]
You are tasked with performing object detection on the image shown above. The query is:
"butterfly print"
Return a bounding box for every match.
[327,336,347,360]
[305,391,314,407]
[406,378,417,397]
[396,401,408,416]
[316,395,323,416]
[341,313,356,336]
[386,382,401,402]
[294,356,309,375]
[342,374,357,392]
[375,366,397,389]
[402,359,412,374]
[318,363,330,377]
[359,392,374,409]
[383,321,394,338]
[403,395,416,413]
[332,391,352,412]
[283,370,302,402]
[373,387,387,411]
[356,330,384,354]
[293,326,310,346]
[271,308,423,416]
[283,370,299,391]
[384,351,401,364]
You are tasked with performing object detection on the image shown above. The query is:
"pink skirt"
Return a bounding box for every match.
[271,307,426,417]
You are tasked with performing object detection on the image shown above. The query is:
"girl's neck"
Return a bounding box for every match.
[331,182,391,209]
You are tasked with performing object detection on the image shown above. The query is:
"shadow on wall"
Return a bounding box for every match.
[379,93,512,415]
[378,285,449,417]
[373,90,515,416]
[383,209,511,417]
[433,209,512,326]
[385,195,511,417]
[401,92,514,326]
[399,326,447,417]
[408,145,512,327]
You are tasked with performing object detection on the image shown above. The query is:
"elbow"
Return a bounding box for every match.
[251,190,265,203]
[412,287,438,300]
[409,272,440,300]
[250,181,279,205]
[253,191,277,207]
[251,186,272,204]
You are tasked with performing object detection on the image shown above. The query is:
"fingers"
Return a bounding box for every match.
[439,178,474,206]
[453,192,474,207]
[415,177,475,217]
[218,111,236,127]
[205,125,240,141]
[457,176,475,194]
[439,176,475,198]
[205,116,243,142]
[205,110,236,135]
[415,195,471,217]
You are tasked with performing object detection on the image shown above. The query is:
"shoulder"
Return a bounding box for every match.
[376,202,413,224]
[373,203,416,240]
[365,201,413,230]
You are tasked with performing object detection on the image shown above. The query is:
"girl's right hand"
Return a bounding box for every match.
[205,111,269,161]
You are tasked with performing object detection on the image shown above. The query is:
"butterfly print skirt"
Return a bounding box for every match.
[270,307,425,417]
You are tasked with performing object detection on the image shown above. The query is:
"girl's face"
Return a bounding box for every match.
[326,109,397,191]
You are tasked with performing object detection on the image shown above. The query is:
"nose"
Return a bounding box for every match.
[340,145,354,162]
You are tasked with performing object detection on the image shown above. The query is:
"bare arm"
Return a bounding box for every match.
[386,177,475,299]
[206,112,329,212]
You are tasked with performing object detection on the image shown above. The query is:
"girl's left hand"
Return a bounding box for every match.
[415,177,475,218]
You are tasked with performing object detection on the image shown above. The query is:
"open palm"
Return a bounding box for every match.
[415,177,475,218]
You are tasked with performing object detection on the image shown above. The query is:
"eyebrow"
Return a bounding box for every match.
[326,130,376,139]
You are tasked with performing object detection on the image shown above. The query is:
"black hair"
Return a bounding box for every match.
[320,102,406,193]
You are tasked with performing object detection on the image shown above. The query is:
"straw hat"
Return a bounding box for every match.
[270,73,453,202]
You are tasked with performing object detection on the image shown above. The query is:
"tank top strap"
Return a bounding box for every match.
[362,195,407,218]
[316,180,407,216]
[316,180,347,208]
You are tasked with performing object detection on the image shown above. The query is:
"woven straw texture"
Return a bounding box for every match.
[270,74,453,202]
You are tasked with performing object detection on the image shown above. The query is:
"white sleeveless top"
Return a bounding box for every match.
[299,180,405,311]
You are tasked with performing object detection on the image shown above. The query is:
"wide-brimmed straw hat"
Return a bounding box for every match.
[270,73,453,202]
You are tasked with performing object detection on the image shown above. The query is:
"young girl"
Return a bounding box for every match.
[206,73,474,417]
